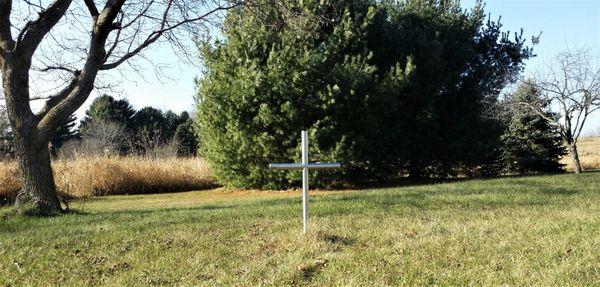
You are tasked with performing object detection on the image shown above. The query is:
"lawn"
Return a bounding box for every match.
[1,173,599,286]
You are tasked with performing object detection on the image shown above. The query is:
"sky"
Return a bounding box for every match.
[82,0,600,134]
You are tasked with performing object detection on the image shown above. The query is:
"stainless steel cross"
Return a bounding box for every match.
[269,130,341,233]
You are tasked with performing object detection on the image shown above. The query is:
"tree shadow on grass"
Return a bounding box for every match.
[11,179,578,221]
[356,170,600,194]
[539,188,579,195]
[524,183,580,196]
[2,172,590,235]
[0,203,242,234]
[352,171,577,190]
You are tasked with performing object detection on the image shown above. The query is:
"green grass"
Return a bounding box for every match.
[1,173,599,286]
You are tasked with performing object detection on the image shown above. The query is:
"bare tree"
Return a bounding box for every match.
[57,119,128,159]
[515,48,600,173]
[0,0,251,214]
[82,119,127,154]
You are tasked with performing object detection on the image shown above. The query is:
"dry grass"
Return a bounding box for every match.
[562,137,600,171]
[0,156,216,203]
[0,161,20,204]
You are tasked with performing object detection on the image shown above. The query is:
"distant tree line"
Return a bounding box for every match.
[68,95,198,158]
[196,0,568,188]
[1,96,198,160]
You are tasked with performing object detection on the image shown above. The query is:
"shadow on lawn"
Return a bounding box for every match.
[2,172,589,235]
[0,202,244,234]
[71,172,587,218]
[0,190,565,235]
[89,181,574,219]
[357,170,599,190]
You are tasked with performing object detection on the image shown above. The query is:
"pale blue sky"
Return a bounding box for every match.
[88,0,600,134]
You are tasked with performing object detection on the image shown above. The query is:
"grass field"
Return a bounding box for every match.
[1,173,599,286]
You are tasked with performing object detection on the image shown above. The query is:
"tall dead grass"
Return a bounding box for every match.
[0,156,216,204]
[562,137,600,171]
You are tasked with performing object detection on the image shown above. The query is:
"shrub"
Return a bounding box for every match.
[196,0,532,188]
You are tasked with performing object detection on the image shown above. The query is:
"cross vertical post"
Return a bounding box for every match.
[301,130,309,233]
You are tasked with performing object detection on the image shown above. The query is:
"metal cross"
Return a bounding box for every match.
[269,130,341,233]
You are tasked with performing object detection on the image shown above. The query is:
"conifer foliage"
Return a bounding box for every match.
[50,115,79,155]
[175,119,199,157]
[501,82,566,173]
[196,0,533,188]
[79,95,136,134]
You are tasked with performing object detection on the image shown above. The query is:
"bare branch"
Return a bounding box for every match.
[14,0,72,58]
[37,0,126,140]
[28,95,53,101]
[5,0,258,143]
[37,65,79,74]
[120,0,156,30]
[517,48,600,153]
[36,74,80,117]
[83,0,99,18]
[0,0,15,54]
[100,1,245,71]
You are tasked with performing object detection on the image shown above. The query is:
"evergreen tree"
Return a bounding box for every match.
[383,2,533,177]
[175,118,198,157]
[164,110,190,140]
[50,115,79,155]
[79,95,135,134]
[164,110,180,140]
[132,107,168,140]
[130,107,169,153]
[196,0,533,188]
[501,82,566,173]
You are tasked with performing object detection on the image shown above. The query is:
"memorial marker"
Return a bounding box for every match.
[269,130,341,233]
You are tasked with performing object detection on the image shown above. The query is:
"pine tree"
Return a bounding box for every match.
[175,118,198,157]
[50,115,79,156]
[198,0,411,188]
[165,111,190,140]
[196,0,533,188]
[501,82,566,173]
[79,95,135,134]
[132,107,168,141]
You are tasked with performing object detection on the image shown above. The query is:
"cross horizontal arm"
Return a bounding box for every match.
[268,162,341,170]
[306,163,342,170]
[269,163,305,170]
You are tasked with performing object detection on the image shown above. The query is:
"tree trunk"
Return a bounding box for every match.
[568,143,583,174]
[6,125,64,216]
[2,57,62,215]
[13,136,62,215]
